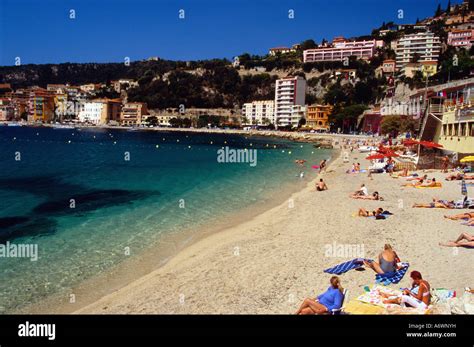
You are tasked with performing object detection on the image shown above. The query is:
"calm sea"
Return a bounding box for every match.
[0,126,333,313]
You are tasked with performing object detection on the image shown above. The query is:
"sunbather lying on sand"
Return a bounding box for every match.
[445,173,474,181]
[363,244,400,274]
[380,271,431,310]
[445,172,464,181]
[358,207,392,219]
[406,174,428,182]
[412,198,455,209]
[439,232,474,248]
[402,179,426,187]
[444,212,474,220]
[296,276,344,315]
[419,178,439,187]
[351,191,383,200]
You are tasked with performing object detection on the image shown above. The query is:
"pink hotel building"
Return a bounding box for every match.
[303,37,384,63]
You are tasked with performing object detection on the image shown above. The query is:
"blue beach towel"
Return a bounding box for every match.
[324,258,368,275]
[375,262,410,285]
[324,259,410,285]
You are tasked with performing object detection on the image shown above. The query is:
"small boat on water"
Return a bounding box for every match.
[52,124,75,129]
[7,123,22,127]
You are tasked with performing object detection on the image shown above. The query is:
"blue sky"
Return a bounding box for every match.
[0,0,451,65]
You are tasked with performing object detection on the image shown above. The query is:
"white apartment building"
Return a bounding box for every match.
[78,102,105,125]
[242,100,274,125]
[289,105,307,128]
[274,76,306,128]
[395,32,441,69]
[303,38,384,63]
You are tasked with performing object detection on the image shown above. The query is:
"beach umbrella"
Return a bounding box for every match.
[403,139,420,146]
[384,150,400,158]
[419,141,443,149]
[460,156,474,163]
[366,153,386,160]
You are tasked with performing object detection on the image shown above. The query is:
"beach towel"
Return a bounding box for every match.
[324,258,367,275]
[375,262,409,285]
[415,182,442,188]
[431,288,456,304]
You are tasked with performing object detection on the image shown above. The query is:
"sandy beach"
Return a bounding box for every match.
[76,146,474,314]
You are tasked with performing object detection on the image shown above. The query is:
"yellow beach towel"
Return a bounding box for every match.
[415,182,442,189]
[343,299,385,314]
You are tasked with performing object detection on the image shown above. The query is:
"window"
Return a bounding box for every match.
[461,123,466,136]
[443,124,447,136]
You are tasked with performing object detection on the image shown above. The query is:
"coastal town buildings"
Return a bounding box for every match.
[421,61,438,78]
[401,62,423,78]
[375,59,397,78]
[306,104,333,131]
[395,32,442,70]
[77,99,121,125]
[112,79,138,93]
[434,82,474,154]
[28,88,56,123]
[0,99,14,121]
[241,100,275,125]
[303,37,383,63]
[274,76,306,128]
[289,105,307,128]
[80,83,101,93]
[447,29,474,48]
[120,102,149,126]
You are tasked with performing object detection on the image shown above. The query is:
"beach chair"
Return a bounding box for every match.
[331,289,348,315]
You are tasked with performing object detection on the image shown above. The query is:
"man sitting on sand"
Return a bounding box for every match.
[412,198,455,209]
[363,244,400,274]
[316,178,328,191]
[439,232,474,248]
[352,184,368,197]
[380,271,431,310]
[296,276,344,315]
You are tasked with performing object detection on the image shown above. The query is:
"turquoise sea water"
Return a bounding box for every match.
[0,126,332,313]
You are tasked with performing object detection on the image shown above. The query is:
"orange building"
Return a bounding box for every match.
[306,104,333,130]
[28,88,56,123]
[120,102,149,125]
